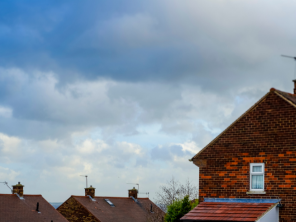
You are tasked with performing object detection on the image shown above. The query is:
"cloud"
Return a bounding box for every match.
[1,0,296,203]
[0,0,295,91]
[150,142,199,166]
[0,131,199,201]
[0,166,20,182]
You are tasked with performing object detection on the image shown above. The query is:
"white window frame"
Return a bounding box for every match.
[250,163,265,191]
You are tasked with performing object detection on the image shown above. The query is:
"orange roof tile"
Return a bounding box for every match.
[181,202,276,222]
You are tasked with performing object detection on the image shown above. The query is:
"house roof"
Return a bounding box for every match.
[0,194,68,222]
[181,199,278,222]
[70,196,164,222]
[191,88,296,161]
[272,88,296,108]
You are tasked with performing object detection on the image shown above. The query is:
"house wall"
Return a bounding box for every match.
[194,91,296,222]
[57,197,100,222]
[258,205,279,222]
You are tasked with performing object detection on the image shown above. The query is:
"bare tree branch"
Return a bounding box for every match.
[154,177,198,212]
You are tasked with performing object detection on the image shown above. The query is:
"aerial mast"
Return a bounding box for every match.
[0,181,12,192]
[80,175,88,188]
[281,55,296,94]
[281,55,296,78]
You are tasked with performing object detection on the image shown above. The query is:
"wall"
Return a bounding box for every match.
[258,205,279,222]
[57,196,100,222]
[194,91,296,222]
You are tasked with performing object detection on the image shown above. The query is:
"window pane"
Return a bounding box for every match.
[252,175,263,189]
[253,166,262,172]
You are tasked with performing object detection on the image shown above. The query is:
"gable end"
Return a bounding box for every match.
[191,91,271,162]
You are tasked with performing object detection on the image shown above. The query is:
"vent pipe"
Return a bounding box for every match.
[36,202,39,212]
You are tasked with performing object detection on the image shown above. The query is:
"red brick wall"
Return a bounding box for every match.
[194,91,296,222]
[57,197,100,222]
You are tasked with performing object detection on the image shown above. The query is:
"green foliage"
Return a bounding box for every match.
[165,199,182,222]
[164,196,199,222]
[191,199,199,209]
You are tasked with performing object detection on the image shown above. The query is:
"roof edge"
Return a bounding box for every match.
[72,196,97,219]
[204,198,280,203]
[274,90,296,109]
[191,90,272,161]
[255,203,278,222]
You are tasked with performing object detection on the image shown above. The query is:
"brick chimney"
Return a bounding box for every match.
[128,187,138,199]
[293,80,296,94]
[85,185,95,198]
[12,182,24,197]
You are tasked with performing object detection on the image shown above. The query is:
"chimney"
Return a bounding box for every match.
[85,185,95,198]
[128,187,138,199]
[293,80,296,94]
[12,182,24,197]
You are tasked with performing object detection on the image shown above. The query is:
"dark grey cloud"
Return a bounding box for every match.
[1,0,296,93]
[151,144,193,162]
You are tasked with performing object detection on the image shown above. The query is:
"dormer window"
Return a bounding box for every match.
[250,163,264,191]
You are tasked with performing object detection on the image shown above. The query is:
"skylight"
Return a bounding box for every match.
[104,199,115,207]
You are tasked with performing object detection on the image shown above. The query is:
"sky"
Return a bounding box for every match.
[1,0,296,202]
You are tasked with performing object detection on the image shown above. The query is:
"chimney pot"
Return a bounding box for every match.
[293,80,296,94]
[128,187,138,199]
[85,186,96,198]
[12,182,24,197]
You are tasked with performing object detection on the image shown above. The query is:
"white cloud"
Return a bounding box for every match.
[0,166,20,182]
[178,141,200,154]
[0,133,21,155]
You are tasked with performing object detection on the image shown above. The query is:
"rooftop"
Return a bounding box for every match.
[0,194,68,222]
[63,195,164,222]
[181,198,279,222]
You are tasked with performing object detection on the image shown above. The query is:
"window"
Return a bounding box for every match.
[104,199,115,207]
[250,163,264,191]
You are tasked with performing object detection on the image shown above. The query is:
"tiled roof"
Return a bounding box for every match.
[72,196,164,222]
[181,202,276,222]
[0,194,68,222]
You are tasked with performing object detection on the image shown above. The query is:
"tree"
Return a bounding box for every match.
[164,195,198,222]
[155,177,198,212]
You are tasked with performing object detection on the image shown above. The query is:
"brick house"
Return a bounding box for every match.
[181,84,296,222]
[0,182,68,222]
[57,186,165,222]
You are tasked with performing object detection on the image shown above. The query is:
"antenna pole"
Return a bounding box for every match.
[127,183,139,193]
[0,181,12,192]
[80,175,88,188]
[281,55,296,79]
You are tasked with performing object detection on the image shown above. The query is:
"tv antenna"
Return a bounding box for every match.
[80,175,88,188]
[127,183,139,192]
[0,181,12,192]
[139,191,150,198]
[281,55,296,78]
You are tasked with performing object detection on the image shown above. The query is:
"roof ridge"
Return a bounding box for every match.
[0,194,42,196]
[71,195,149,199]
[273,89,296,109]
[23,194,42,196]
